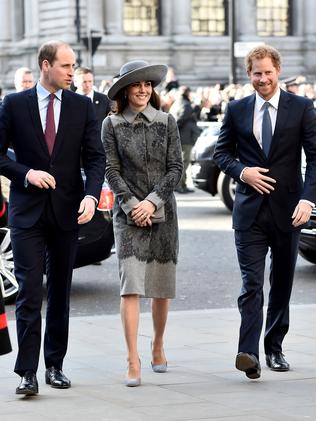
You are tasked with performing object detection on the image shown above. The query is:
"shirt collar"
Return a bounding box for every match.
[122,103,158,123]
[85,90,94,101]
[36,81,63,101]
[255,88,280,111]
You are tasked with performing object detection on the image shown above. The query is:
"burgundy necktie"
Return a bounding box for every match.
[45,93,56,155]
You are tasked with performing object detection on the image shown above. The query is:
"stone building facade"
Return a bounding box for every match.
[0,0,315,92]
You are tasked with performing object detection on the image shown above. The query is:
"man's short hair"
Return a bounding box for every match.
[245,45,282,73]
[74,67,93,76]
[38,40,69,69]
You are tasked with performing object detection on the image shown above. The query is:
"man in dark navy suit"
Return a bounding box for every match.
[214,45,316,380]
[74,66,112,132]
[0,40,105,395]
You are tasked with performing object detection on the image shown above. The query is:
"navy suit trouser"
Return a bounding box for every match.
[234,200,300,358]
[11,200,78,376]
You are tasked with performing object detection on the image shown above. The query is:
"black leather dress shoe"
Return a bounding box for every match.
[266,352,290,371]
[16,371,38,395]
[236,352,261,379]
[45,367,71,389]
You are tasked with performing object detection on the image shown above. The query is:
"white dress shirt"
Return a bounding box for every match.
[253,89,280,148]
[37,82,62,132]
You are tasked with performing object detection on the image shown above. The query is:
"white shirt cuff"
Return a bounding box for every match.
[24,169,32,187]
[85,195,98,205]
[299,199,315,208]
[240,167,249,182]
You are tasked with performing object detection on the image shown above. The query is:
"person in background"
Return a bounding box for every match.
[0,40,105,396]
[14,67,34,92]
[74,67,112,132]
[214,45,316,380]
[163,66,179,92]
[103,60,183,387]
[74,66,112,265]
[169,86,201,193]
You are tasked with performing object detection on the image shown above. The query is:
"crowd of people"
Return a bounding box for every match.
[0,41,316,398]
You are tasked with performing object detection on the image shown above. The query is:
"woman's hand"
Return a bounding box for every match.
[131,200,156,227]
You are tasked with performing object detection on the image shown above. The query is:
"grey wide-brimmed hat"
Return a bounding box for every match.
[108,60,168,100]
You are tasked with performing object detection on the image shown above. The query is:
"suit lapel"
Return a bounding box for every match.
[269,89,291,157]
[243,94,264,156]
[93,91,99,105]
[26,87,49,155]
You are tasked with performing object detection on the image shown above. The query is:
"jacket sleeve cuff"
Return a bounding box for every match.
[120,196,140,215]
[145,191,163,210]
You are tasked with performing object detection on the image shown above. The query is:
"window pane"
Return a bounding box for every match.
[257,0,290,36]
[192,0,227,36]
[124,0,160,36]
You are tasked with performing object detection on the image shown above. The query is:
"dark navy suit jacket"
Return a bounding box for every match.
[214,89,316,232]
[93,91,111,132]
[0,87,105,230]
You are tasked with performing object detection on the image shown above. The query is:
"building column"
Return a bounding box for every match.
[303,0,316,75]
[24,0,39,42]
[171,0,191,36]
[303,0,316,37]
[235,0,256,39]
[87,0,104,33]
[104,0,123,35]
[291,0,303,36]
[0,0,11,42]
[160,0,172,36]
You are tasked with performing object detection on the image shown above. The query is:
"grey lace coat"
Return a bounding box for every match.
[102,103,183,298]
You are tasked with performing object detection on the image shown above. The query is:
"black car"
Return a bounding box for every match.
[298,208,316,264]
[298,153,316,264]
[0,182,115,303]
[191,122,236,211]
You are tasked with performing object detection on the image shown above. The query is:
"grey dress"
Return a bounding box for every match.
[102,103,183,298]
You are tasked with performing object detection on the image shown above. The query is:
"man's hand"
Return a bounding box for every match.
[27,169,56,189]
[131,200,156,227]
[242,167,276,194]
[292,202,313,227]
[78,197,96,225]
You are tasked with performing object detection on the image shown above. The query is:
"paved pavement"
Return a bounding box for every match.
[1,305,316,421]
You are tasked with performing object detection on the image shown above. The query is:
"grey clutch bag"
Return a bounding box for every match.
[127,206,165,225]
[151,206,165,223]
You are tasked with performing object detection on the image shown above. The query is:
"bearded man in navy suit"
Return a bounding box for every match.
[0,40,105,395]
[214,45,316,380]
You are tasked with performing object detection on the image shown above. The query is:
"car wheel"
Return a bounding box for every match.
[217,172,236,211]
[298,248,316,264]
[0,227,18,303]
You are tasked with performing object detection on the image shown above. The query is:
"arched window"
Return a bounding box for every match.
[192,0,228,36]
[124,0,160,36]
[257,0,291,36]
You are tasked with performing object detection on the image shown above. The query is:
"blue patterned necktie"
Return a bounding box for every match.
[262,102,272,157]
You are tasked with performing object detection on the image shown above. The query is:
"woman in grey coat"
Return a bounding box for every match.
[102,60,183,387]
